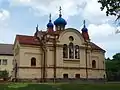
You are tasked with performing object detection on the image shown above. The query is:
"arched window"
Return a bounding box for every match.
[69,36,74,41]
[63,44,68,58]
[61,27,64,30]
[92,60,96,68]
[69,43,74,59]
[57,26,60,30]
[75,45,80,59]
[31,57,36,66]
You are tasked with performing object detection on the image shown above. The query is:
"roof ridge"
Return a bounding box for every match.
[90,42,105,52]
[0,43,13,45]
[16,34,34,37]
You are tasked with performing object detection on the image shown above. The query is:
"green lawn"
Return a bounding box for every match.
[0,82,120,90]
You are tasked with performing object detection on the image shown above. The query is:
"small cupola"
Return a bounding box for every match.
[81,20,90,42]
[81,20,88,32]
[47,14,54,32]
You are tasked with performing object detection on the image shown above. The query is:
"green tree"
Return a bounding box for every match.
[113,53,120,61]
[98,0,120,21]
[106,57,111,61]
[106,53,120,81]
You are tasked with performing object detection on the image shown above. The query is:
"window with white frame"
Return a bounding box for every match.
[2,59,7,65]
[92,60,96,68]
[62,36,81,59]
[75,45,80,59]
[63,44,68,58]
[69,42,74,59]
[63,44,80,59]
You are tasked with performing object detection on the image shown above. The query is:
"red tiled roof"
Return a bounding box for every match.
[90,42,105,52]
[16,35,105,52]
[16,35,40,46]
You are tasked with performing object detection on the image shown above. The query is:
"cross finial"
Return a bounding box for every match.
[59,6,62,17]
[83,20,86,28]
[49,13,51,22]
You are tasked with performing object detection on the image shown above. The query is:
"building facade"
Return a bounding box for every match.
[13,8,106,82]
[0,44,13,77]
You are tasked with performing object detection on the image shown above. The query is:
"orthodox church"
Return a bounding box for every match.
[12,7,106,82]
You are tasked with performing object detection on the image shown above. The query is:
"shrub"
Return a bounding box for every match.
[0,70,9,81]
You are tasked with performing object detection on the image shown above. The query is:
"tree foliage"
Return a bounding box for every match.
[113,53,120,60]
[106,53,120,81]
[98,0,120,21]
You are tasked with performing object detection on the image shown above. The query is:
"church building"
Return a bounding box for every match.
[12,7,106,82]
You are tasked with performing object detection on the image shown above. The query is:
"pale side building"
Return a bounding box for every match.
[0,44,13,77]
[13,10,106,82]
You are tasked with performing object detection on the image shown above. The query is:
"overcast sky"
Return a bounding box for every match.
[0,0,120,58]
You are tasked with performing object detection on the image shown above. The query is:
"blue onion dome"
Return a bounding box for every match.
[47,20,54,28]
[54,14,67,26]
[81,20,88,32]
[47,14,54,28]
[54,6,67,26]
[81,27,88,32]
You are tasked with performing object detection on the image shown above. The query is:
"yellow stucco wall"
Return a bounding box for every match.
[18,68,41,79]
[13,28,106,80]
[88,69,105,78]
[0,55,13,76]
[19,46,42,67]
[46,46,54,67]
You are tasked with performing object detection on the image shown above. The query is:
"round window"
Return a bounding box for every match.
[69,36,74,41]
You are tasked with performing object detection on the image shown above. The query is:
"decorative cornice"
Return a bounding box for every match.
[18,66,105,70]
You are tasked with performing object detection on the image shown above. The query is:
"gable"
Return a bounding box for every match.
[58,28,85,45]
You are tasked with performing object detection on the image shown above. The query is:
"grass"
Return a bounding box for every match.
[0,82,120,90]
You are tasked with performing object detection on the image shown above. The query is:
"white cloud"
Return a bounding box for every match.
[8,0,87,19]
[6,0,120,58]
[0,9,10,21]
[0,8,13,44]
[88,24,115,38]
[88,24,120,58]
[0,27,16,44]
[82,0,115,24]
[9,0,115,23]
